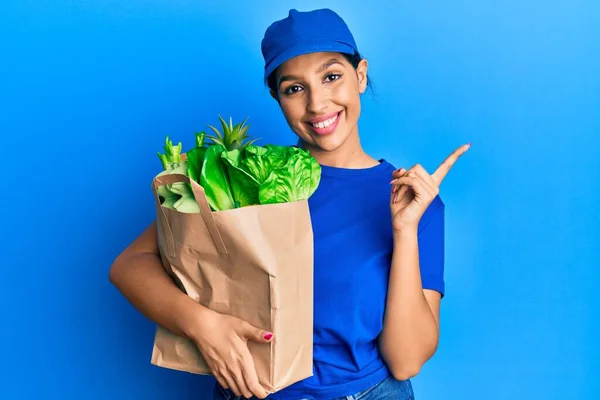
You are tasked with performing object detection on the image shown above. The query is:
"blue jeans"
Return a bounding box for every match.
[213,375,414,400]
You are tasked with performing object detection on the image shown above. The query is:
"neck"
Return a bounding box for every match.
[300,126,379,169]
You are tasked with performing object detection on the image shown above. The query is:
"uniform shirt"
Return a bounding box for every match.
[270,159,445,400]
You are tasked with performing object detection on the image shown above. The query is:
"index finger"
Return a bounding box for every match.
[431,143,471,184]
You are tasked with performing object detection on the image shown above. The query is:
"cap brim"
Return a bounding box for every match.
[264,40,356,80]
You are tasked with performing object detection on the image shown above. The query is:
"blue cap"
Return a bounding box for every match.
[261,9,359,80]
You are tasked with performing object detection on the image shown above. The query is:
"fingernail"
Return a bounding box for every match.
[264,332,273,340]
[468,142,472,147]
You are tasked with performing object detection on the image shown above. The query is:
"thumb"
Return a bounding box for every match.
[239,321,273,344]
[392,168,406,179]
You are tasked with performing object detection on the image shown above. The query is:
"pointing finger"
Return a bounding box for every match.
[432,143,471,184]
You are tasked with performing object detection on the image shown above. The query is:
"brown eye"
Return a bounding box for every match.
[325,73,341,82]
[284,84,303,95]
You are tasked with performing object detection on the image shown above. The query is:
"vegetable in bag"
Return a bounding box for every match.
[154,116,321,212]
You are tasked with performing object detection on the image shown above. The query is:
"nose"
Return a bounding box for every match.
[306,86,328,114]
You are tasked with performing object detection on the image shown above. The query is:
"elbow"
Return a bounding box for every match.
[108,254,125,287]
[383,340,438,381]
[108,264,117,285]
[389,362,422,381]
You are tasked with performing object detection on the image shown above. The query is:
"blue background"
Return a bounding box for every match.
[1,0,598,399]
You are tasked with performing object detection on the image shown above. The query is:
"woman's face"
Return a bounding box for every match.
[271,52,368,154]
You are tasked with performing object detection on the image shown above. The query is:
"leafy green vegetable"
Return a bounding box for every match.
[156,137,200,213]
[154,116,322,213]
[186,131,207,184]
[258,149,321,204]
[241,145,287,184]
[264,144,301,159]
[157,136,183,170]
[200,144,236,211]
[220,149,260,207]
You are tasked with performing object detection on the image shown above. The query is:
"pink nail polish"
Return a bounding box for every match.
[264,332,273,340]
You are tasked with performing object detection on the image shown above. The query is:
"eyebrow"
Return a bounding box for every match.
[278,58,344,87]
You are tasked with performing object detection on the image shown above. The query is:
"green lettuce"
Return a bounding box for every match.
[186,131,208,184]
[200,144,236,211]
[155,137,200,213]
[256,148,321,204]
[155,117,322,212]
[220,149,260,207]
[228,144,321,205]
[241,145,288,184]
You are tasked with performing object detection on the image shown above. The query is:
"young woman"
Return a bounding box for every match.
[109,8,469,400]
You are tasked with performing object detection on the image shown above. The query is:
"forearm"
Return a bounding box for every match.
[109,251,209,340]
[380,228,439,378]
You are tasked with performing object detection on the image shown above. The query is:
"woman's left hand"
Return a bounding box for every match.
[390,143,471,232]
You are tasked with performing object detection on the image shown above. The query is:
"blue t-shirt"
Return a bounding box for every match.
[270,159,445,400]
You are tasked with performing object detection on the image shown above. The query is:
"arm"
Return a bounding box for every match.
[378,227,441,380]
[108,221,273,399]
[381,145,467,380]
[108,221,209,340]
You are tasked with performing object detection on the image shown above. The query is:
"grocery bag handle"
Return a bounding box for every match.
[152,173,228,255]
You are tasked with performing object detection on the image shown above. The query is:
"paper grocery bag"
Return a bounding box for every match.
[149,172,314,392]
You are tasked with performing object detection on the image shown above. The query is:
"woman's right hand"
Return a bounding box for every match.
[109,223,272,398]
[190,309,274,399]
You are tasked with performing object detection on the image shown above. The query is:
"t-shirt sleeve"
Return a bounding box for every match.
[417,195,445,297]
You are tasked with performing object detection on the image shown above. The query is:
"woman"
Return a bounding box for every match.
[109,8,469,400]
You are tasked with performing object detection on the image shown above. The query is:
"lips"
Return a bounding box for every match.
[304,111,342,136]
[306,111,341,125]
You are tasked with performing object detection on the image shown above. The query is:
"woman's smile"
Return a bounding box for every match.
[304,110,343,136]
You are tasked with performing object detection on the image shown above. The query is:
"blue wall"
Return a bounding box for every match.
[1,1,598,399]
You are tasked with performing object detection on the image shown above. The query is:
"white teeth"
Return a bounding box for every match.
[312,113,338,128]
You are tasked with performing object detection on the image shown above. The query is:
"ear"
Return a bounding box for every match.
[269,88,280,103]
[356,58,368,94]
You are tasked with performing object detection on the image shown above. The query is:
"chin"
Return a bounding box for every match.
[316,122,352,147]
[317,137,347,152]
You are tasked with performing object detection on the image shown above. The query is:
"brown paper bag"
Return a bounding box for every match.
[149,172,314,393]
